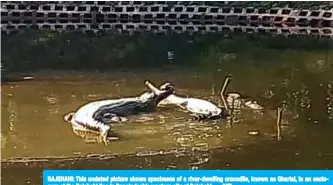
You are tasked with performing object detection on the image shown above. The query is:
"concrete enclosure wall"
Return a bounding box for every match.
[1,1,333,37]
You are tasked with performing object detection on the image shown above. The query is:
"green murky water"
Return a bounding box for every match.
[1,53,333,185]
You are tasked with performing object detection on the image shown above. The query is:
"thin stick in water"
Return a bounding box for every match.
[276,107,282,141]
[212,84,216,96]
[220,76,231,110]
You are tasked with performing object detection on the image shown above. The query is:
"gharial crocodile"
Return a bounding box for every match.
[63,81,174,145]
[145,81,264,120]
[145,80,228,120]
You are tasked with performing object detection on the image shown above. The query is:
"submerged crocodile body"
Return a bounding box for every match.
[63,82,174,145]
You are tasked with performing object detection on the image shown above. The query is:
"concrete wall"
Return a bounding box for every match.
[1,1,333,37]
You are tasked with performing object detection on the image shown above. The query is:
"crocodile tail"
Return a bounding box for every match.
[64,112,75,123]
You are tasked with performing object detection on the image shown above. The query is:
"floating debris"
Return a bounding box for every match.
[22,76,34,80]
[86,153,101,158]
[107,136,120,140]
[176,134,194,147]
[166,165,177,169]
[191,166,199,170]
[73,152,81,155]
[192,143,209,152]
[136,116,154,123]
[189,157,210,165]
[248,130,259,136]
[244,100,264,110]
[136,151,160,157]
[87,94,97,98]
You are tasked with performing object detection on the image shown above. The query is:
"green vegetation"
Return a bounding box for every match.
[1,30,332,73]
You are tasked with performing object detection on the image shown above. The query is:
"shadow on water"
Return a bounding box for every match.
[1,51,333,184]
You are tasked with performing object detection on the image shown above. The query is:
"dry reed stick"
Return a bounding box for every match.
[276,107,283,141]
[220,76,231,110]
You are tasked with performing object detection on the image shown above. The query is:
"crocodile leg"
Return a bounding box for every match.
[99,124,111,146]
[98,131,108,146]
[101,113,128,124]
[119,117,128,122]
[189,113,202,121]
